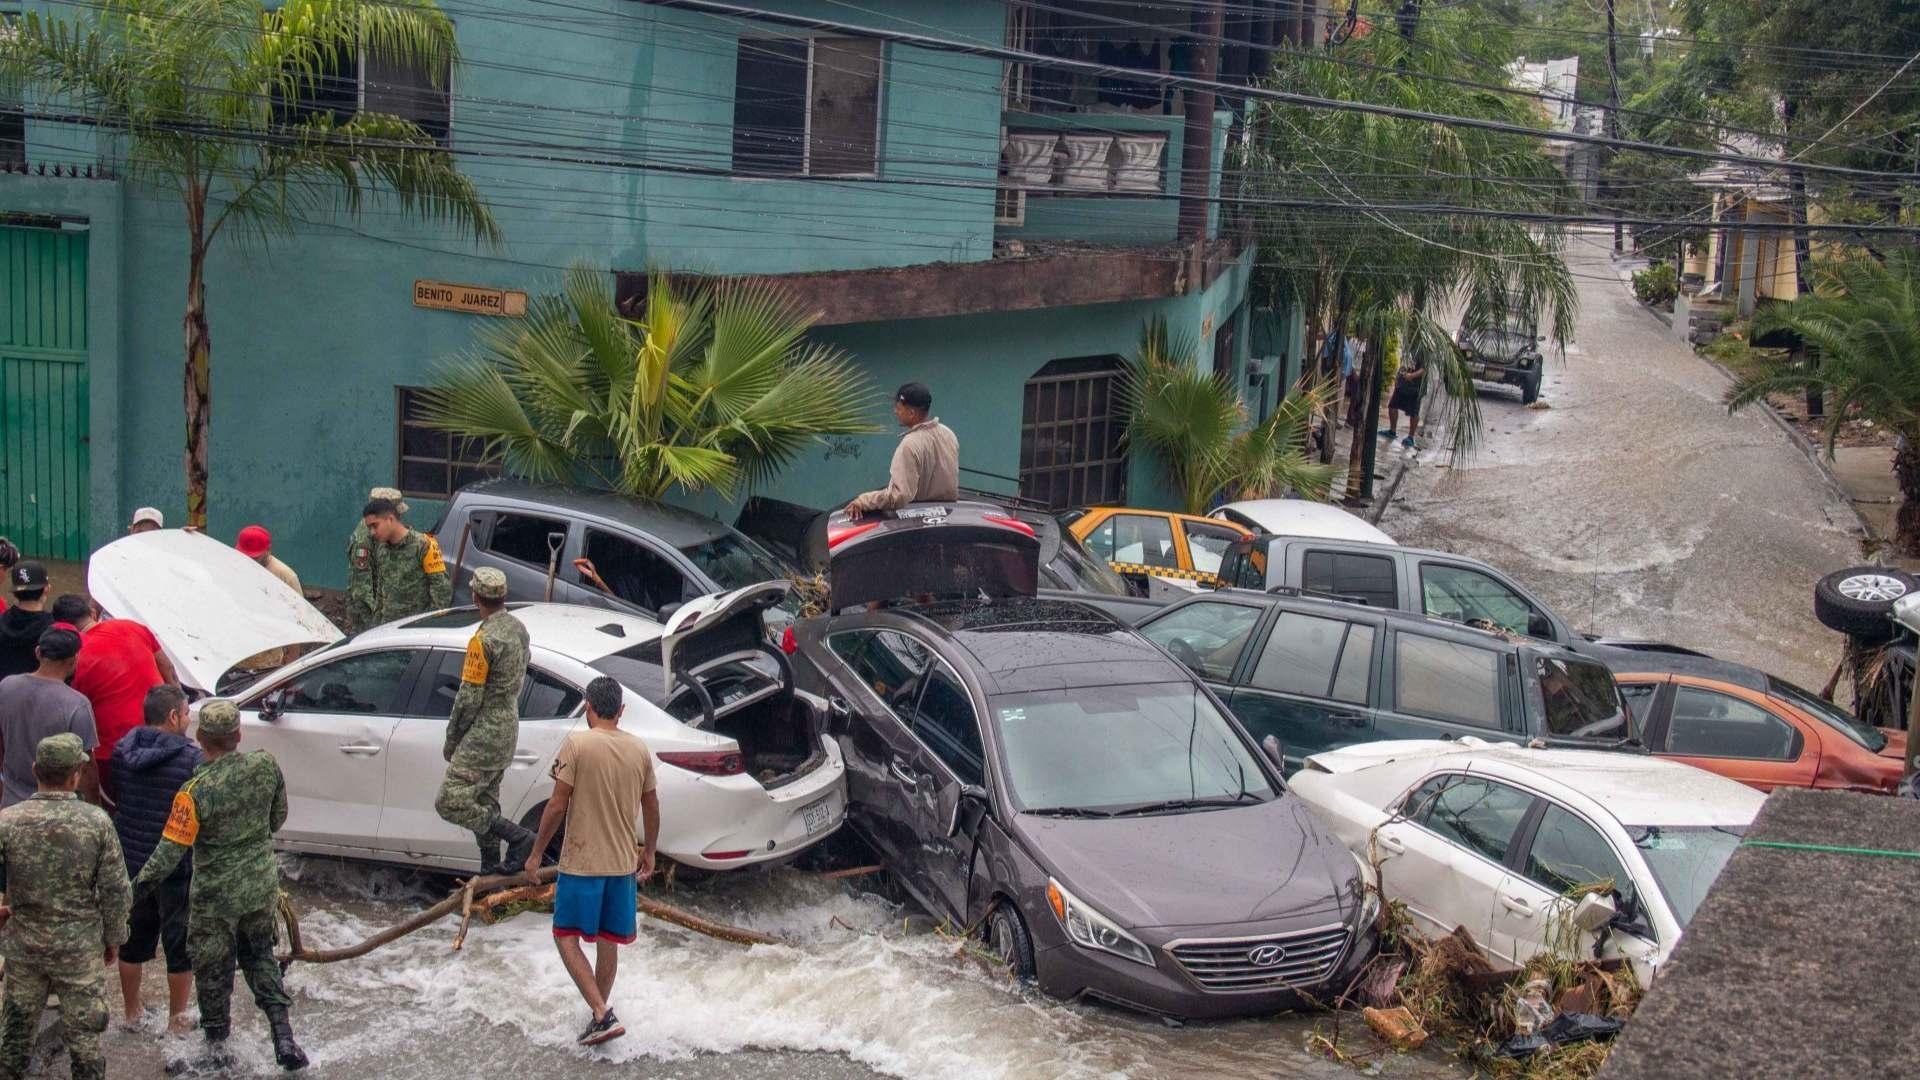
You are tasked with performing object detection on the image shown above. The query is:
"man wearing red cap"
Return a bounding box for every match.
[235,526,301,598]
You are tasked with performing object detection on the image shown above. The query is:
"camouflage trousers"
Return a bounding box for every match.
[0,960,107,1080]
[435,765,505,837]
[188,906,291,1038]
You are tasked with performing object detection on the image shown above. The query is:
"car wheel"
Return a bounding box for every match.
[1814,567,1920,643]
[1520,371,1541,405]
[985,903,1036,982]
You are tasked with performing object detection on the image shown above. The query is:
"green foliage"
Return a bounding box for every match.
[1119,318,1335,516]
[1631,262,1679,308]
[422,264,882,501]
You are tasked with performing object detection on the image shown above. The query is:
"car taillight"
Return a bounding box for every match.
[703,849,752,860]
[780,625,798,655]
[827,521,882,548]
[657,750,745,776]
[982,513,1036,537]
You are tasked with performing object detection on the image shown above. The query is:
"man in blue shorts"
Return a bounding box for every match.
[524,676,659,1047]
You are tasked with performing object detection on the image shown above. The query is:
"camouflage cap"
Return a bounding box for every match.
[368,486,409,515]
[470,566,509,600]
[197,699,242,737]
[35,732,88,770]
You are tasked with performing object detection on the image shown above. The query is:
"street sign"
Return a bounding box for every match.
[412,279,528,317]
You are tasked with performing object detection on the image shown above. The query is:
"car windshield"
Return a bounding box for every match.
[992,682,1276,813]
[1044,527,1130,596]
[1536,657,1633,740]
[680,533,792,592]
[1464,328,1535,359]
[1625,824,1745,929]
[1769,675,1888,753]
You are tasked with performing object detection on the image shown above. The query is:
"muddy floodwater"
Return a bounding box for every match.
[88,857,1462,1080]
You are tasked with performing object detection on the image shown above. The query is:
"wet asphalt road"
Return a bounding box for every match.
[1380,231,1864,692]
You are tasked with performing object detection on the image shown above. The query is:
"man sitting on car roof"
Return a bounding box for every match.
[844,382,959,515]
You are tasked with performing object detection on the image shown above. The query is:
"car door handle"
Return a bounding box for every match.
[1377,834,1405,855]
[889,759,920,790]
[1327,711,1368,728]
[512,751,540,764]
[337,743,382,756]
[1500,895,1536,917]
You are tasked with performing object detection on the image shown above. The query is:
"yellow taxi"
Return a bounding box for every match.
[1061,507,1252,592]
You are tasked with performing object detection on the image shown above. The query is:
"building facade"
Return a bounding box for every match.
[0,0,1312,583]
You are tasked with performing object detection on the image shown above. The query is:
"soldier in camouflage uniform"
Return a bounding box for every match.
[361,496,451,626]
[345,486,408,633]
[434,568,537,874]
[0,733,131,1080]
[132,701,307,1072]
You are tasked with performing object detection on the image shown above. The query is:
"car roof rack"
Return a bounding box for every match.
[956,486,1052,513]
[1267,584,1372,607]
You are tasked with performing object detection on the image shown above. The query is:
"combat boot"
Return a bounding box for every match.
[264,1006,309,1071]
[166,1034,232,1076]
[489,816,537,876]
[475,835,501,875]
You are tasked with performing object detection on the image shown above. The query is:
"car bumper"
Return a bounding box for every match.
[660,738,850,871]
[1034,911,1376,1021]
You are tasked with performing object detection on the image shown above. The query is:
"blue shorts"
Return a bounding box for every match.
[552,872,638,945]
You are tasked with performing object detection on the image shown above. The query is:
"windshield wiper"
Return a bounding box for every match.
[1114,792,1262,816]
[1023,806,1120,819]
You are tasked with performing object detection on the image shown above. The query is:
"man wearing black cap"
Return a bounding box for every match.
[0,622,100,808]
[845,382,960,514]
[0,561,55,680]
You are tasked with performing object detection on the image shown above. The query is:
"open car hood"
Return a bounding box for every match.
[88,531,343,693]
[825,503,1040,610]
[659,580,790,698]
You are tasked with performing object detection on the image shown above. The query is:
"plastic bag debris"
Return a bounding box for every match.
[1496,1012,1626,1058]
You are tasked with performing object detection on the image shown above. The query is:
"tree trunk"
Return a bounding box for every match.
[1356,330,1388,500]
[1895,439,1920,557]
[183,193,211,529]
[1344,338,1373,494]
[1177,1,1224,244]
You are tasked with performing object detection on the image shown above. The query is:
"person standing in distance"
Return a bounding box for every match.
[0,561,56,680]
[0,733,132,1080]
[131,701,307,1071]
[844,382,959,515]
[360,496,450,627]
[112,686,202,1035]
[0,623,101,808]
[127,507,164,535]
[345,486,406,633]
[435,568,536,874]
[524,676,660,1048]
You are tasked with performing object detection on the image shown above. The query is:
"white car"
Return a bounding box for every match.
[1287,738,1762,987]
[90,531,847,874]
[1210,499,1397,546]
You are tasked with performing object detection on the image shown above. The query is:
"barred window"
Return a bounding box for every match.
[395,386,498,499]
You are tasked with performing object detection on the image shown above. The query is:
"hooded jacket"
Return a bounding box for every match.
[111,725,203,881]
[0,606,52,680]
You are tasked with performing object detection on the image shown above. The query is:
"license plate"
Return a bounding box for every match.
[802,798,836,836]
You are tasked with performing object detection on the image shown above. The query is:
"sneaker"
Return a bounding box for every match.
[1401,436,1416,449]
[579,1009,626,1047]
[1377,428,1395,439]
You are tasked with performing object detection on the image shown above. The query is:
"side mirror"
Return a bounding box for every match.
[824,696,853,738]
[258,690,285,722]
[1570,891,1617,933]
[1262,734,1287,770]
[945,783,990,839]
[657,601,684,622]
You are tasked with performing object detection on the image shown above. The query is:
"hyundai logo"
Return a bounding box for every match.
[1246,944,1288,967]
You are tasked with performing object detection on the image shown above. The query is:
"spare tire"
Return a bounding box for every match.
[1814,567,1920,642]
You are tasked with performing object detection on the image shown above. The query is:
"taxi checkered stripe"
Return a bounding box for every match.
[1107,562,1222,584]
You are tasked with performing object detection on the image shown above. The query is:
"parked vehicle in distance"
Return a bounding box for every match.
[91,532,846,874]
[1061,506,1252,592]
[1210,499,1397,546]
[789,504,1375,1019]
[1290,739,1763,988]
[1809,565,1917,741]
[1135,588,1640,771]
[1457,294,1546,404]
[1217,533,1696,659]
[1591,647,1907,794]
[433,478,800,627]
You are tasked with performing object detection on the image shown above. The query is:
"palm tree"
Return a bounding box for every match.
[421,264,881,500]
[1725,251,1920,554]
[3,0,498,526]
[1120,318,1334,516]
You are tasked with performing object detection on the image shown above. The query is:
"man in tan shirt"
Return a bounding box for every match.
[525,676,659,1048]
[845,382,959,514]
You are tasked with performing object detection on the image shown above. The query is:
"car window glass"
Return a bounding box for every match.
[1536,657,1630,739]
[486,512,567,566]
[1423,777,1534,862]
[1667,686,1798,761]
[1301,550,1397,608]
[1138,602,1262,681]
[1525,804,1638,915]
[1182,520,1244,576]
[522,669,583,719]
[581,529,694,613]
[908,663,986,786]
[1250,612,1348,697]
[1617,682,1658,725]
[1108,514,1178,569]
[1400,773,1456,822]
[416,650,465,718]
[1394,634,1502,728]
[1222,541,1267,590]
[280,649,416,714]
[829,630,932,715]
[1331,624,1376,705]
[1420,564,1538,636]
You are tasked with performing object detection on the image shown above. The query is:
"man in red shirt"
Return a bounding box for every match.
[52,595,177,805]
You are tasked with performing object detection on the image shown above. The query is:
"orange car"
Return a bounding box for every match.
[1061,507,1251,591]
[1602,651,1907,794]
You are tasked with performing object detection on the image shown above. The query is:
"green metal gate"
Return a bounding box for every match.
[0,225,90,561]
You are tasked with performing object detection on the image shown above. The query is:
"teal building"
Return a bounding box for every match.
[0,0,1315,584]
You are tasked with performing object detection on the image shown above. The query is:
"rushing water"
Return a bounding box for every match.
[91,857,1457,1080]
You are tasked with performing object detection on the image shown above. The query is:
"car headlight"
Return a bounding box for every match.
[1351,852,1381,931]
[1046,878,1155,968]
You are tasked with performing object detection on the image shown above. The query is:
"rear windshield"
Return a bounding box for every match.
[1536,656,1632,740]
[1769,676,1888,753]
[1043,527,1130,596]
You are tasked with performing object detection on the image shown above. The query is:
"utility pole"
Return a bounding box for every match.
[1606,0,1623,254]
[1177,0,1225,247]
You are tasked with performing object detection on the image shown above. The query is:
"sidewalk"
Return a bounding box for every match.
[1830,445,1919,570]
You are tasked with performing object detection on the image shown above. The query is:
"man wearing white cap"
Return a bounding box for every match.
[127,508,164,535]
[346,487,407,633]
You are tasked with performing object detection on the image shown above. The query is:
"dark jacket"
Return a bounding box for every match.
[0,607,52,680]
[111,725,203,881]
